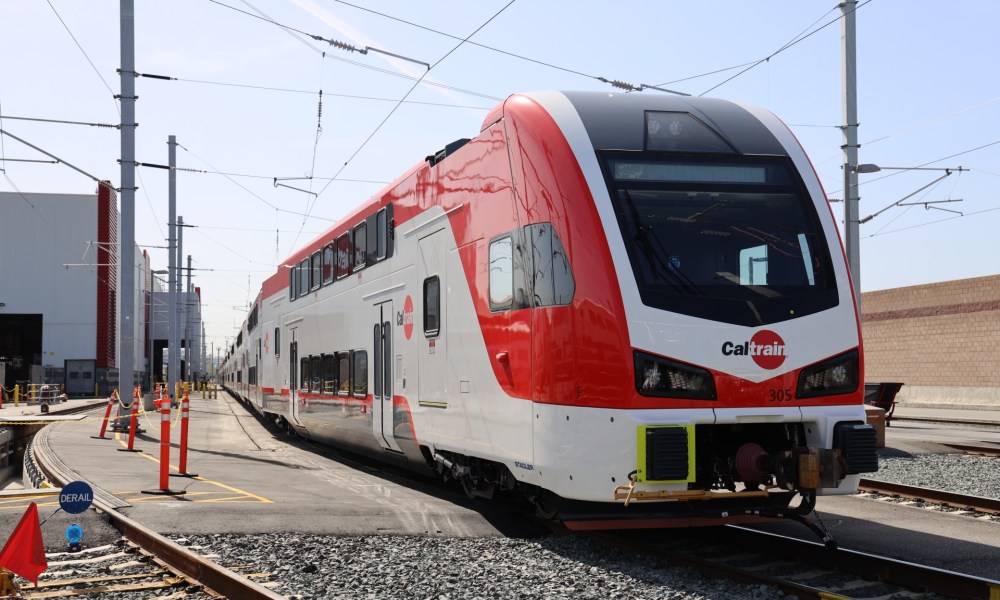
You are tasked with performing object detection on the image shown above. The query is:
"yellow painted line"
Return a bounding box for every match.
[112,433,273,503]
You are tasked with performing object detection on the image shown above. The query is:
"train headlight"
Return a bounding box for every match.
[796,350,859,398]
[634,351,717,400]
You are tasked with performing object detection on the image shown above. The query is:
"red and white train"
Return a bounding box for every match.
[222,91,877,532]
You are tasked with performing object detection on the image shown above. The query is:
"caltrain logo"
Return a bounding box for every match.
[721,330,787,370]
[398,295,414,340]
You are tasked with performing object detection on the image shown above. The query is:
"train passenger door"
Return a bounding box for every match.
[372,301,400,452]
[418,230,447,406]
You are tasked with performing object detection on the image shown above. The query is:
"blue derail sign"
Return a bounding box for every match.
[59,481,94,514]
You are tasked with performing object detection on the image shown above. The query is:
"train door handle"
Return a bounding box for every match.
[495,351,509,365]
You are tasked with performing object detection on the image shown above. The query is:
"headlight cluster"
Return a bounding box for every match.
[634,351,717,400]
[796,349,859,398]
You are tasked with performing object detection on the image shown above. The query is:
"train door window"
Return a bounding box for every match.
[353,223,367,271]
[322,354,337,394]
[489,236,513,311]
[289,341,298,391]
[322,244,335,286]
[373,325,382,398]
[376,208,388,260]
[310,252,322,291]
[336,233,352,279]
[299,258,310,295]
[257,338,262,360]
[274,327,281,359]
[300,357,310,393]
[423,276,440,336]
[353,350,368,397]
[310,356,321,392]
[289,265,298,301]
[337,352,351,395]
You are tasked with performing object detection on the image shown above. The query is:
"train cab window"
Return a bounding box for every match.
[322,354,337,394]
[336,233,352,279]
[423,276,440,336]
[310,252,322,291]
[337,352,351,395]
[298,258,310,296]
[322,244,335,286]
[376,208,388,260]
[274,327,281,359]
[353,223,367,271]
[289,265,298,301]
[353,350,368,397]
[300,357,311,393]
[310,356,321,392]
[601,153,838,327]
[489,236,513,311]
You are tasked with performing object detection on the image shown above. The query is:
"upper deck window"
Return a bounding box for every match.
[602,153,838,327]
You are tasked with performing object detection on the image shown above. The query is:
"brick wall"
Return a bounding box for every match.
[861,275,1000,387]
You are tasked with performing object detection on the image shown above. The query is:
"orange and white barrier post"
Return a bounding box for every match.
[91,390,118,440]
[117,388,142,453]
[141,391,185,496]
[172,389,197,478]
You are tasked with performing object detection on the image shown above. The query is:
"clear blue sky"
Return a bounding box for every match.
[2,1,998,351]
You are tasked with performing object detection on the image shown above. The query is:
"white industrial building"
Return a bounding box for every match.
[0,185,203,396]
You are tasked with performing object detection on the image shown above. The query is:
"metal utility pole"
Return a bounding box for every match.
[186,254,193,380]
[119,0,137,400]
[177,216,185,387]
[168,137,177,404]
[841,0,861,308]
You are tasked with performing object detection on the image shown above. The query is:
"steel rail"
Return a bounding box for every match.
[721,525,1000,600]
[859,478,1000,515]
[941,442,1000,458]
[591,524,1000,600]
[31,422,285,600]
[892,415,1000,428]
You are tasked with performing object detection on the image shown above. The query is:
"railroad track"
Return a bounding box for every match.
[28,427,284,599]
[859,478,1000,516]
[592,524,1000,599]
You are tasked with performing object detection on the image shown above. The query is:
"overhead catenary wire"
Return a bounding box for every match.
[699,1,873,97]
[297,0,518,254]
[45,0,120,117]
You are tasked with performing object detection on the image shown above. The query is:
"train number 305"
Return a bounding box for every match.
[768,388,794,402]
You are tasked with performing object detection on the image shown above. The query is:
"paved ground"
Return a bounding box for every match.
[2,390,512,552]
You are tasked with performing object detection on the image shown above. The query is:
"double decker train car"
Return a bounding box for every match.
[222,90,877,534]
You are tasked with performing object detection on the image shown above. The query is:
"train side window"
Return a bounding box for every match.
[274,327,281,359]
[299,258,310,295]
[336,233,352,279]
[310,356,321,392]
[337,352,351,395]
[322,354,337,394]
[376,208,388,260]
[353,222,367,271]
[289,264,297,301]
[310,252,322,291]
[423,276,440,336]
[322,244,335,286]
[489,236,513,311]
[300,357,311,393]
[353,350,368,397]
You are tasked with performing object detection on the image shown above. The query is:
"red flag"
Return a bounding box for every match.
[0,502,47,584]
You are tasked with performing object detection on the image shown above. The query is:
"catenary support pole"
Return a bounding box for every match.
[119,0,137,409]
[167,136,177,416]
[842,0,861,308]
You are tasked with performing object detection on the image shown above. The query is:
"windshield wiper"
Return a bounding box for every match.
[622,190,704,295]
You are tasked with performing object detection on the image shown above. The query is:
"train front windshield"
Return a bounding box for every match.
[602,154,839,327]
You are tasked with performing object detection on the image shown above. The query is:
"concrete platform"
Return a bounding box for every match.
[24,391,512,539]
